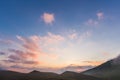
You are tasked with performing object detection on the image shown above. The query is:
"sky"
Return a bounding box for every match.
[0,0,120,73]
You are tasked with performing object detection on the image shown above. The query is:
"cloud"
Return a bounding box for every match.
[0,31,94,73]
[7,49,40,65]
[0,39,13,44]
[97,12,104,20]
[17,34,60,59]
[67,31,91,42]
[9,49,38,59]
[85,19,98,26]
[16,35,40,52]
[1,36,43,67]
[60,64,94,72]
[85,11,104,26]
[68,33,77,40]
[0,64,7,70]
[3,35,60,68]
[40,32,65,46]
[41,12,55,25]
[79,31,91,41]
[0,51,6,55]
[83,61,104,66]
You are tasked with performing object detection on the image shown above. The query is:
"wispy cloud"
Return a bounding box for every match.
[0,39,13,44]
[0,51,6,55]
[85,11,104,26]
[85,19,98,26]
[0,31,95,73]
[68,33,77,40]
[41,12,55,25]
[97,12,104,20]
[16,35,40,52]
[2,35,60,68]
[40,32,65,46]
[60,64,94,72]
[83,60,104,66]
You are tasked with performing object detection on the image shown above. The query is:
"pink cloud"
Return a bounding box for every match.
[0,32,94,73]
[7,49,41,65]
[16,35,41,52]
[15,35,60,65]
[97,12,104,20]
[41,12,55,24]
[9,49,38,59]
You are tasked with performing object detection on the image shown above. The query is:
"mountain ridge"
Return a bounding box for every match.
[0,69,103,80]
[82,58,120,80]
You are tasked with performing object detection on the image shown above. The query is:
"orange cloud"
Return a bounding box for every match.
[15,35,60,67]
[41,12,54,24]
[0,32,95,73]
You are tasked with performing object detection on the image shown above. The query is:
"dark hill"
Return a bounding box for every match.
[60,71,103,80]
[0,70,103,80]
[0,70,26,80]
[82,59,120,80]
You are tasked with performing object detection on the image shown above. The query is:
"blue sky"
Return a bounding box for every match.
[0,0,120,73]
[0,0,120,36]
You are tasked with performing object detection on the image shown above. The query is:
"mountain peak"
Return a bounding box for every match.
[30,70,40,73]
[62,71,76,74]
[61,71,78,76]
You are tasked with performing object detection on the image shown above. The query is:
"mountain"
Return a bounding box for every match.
[60,71,102,80]
[82,57,120,80]
[0,70,26,80]
[0,70,103,80]
[26,70,59,80]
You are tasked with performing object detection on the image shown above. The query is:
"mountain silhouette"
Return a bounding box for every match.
[0,70,103,80]
[60,71,102,80]
[82,58,120,80]
[0,70,26,80]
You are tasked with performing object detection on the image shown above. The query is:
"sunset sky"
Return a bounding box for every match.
[0,0,120,73]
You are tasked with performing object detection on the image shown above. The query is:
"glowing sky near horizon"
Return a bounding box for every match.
[0,0,120,73]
